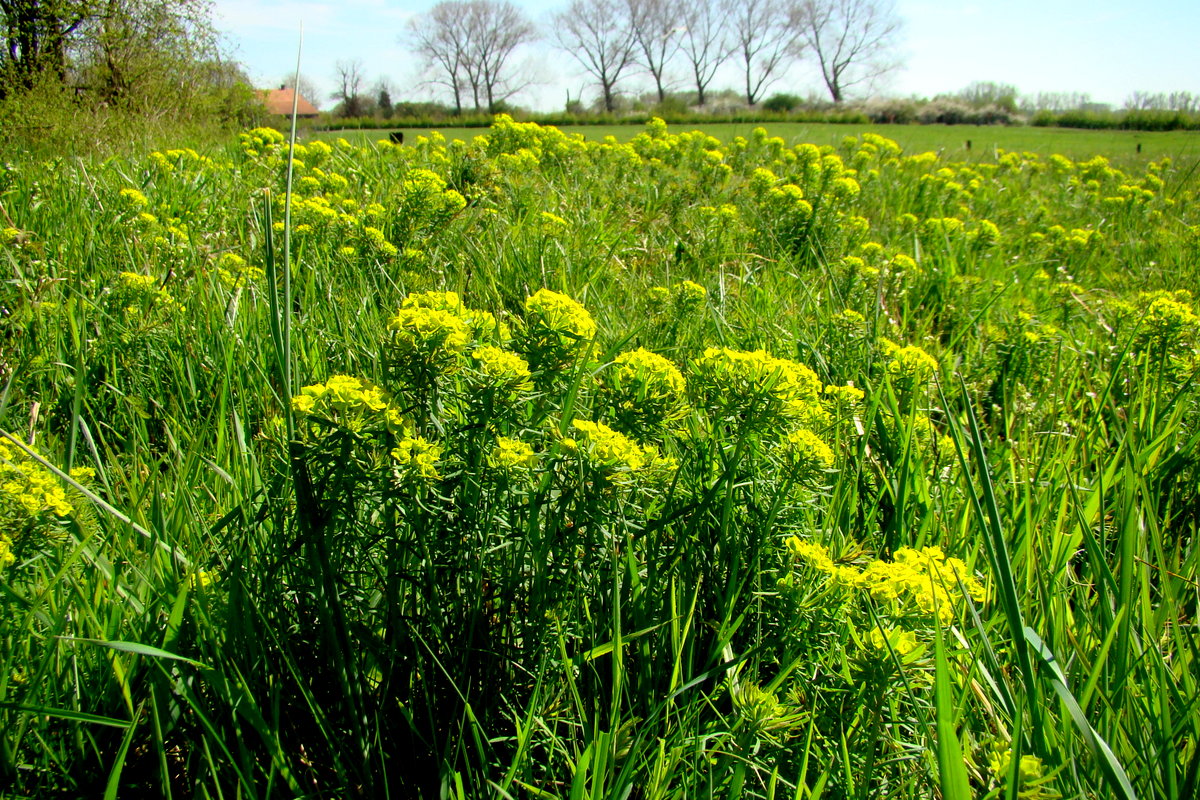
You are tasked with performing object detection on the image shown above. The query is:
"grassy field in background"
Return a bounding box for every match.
[1,117,1198,797]
[314,120,1200,165]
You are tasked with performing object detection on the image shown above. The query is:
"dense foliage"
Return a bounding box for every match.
[0,0,261,156]
[0,117,1197,798]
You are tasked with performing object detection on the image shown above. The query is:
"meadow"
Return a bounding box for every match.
[316,121,1200,166]
[0,117,1197,799]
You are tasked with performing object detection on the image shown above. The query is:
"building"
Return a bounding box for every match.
[260,87,320,119]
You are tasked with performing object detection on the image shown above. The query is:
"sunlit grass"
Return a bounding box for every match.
[0,116,1197,797]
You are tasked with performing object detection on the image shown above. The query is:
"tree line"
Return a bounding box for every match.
[0,0,262,152]
[405,0,902,114]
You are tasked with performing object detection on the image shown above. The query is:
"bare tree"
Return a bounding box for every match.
[282,73,322,109]
[467,0,536,110]
[725,0,797,105]
[1022,91,1092,113]
[0,0,220,102]
[408,2,471,113]
[626,0,681,103]
[551,0,637,113]
[332,58,367,117]
[676,0,728,106]
[407,1,535,113]
[1126,90,1198,113]
[955,80,1017,112]
[791,0,901,104]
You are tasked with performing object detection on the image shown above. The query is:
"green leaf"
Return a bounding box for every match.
[1025,628,1138,800]
[933,618,973,800]
[59,637,208,669]
[0,701,130,728]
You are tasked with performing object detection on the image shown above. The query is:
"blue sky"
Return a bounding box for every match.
[212,0,1200,111]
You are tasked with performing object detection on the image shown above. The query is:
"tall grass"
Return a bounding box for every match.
[0,117,1197,797]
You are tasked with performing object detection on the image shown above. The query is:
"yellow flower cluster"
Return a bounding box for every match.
[487,436,538,474]
[565,418,652,475]
[118,187,149,208]
[866,626,919,656]
[0,535,13,570]
[238,127,286,157]
[886,345,939,388]
[188,569,218,590]
[986,743,1056,799]
[518,288,598,370]
[388,306,471,364]
[788,539,986,624]
[969,219,1002,247]
[697,204,740,225]
[400,168,467,217]
[214,252,264,290]
[600,348,689,437]
[0,439,85,570]
[780,428,835,481]
[391,436,443,480]
[830,176,861,200]
[149,148,215,171]
[467,345,533,395]
[784,537,860,586]
[689,347,825,428]
[859,547,986,617]
[824,383,865,406]
[110,271,178,314]
[646,281,709,314]
[762,183,813,221]
[919,217,965,240]
[291,375,407,433]
[675,280,707,309]
[1138,294,1198,354]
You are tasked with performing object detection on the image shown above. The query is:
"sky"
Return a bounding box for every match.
[212,0,1200,112]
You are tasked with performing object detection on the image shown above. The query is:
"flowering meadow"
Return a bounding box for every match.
[1,117,1198,798]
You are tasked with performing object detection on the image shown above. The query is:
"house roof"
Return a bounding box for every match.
[261,88,320,117]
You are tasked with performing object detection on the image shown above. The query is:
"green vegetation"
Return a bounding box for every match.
[1,116,1198,798]
[0,0,262,157]
[316,121,1200,165]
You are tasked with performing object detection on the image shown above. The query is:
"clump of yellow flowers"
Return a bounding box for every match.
[689,347,826,430]
[487,436,538,476]
[291,375,409,435]
[564,418,651,475]
[785,538,986,625]
[985,741,1059,799]
[516,288,598,372]
[391,437,443,481]
[0,437,91,571]
[599,347,689,440]
[779,428,836,484]
[108,271,179,316]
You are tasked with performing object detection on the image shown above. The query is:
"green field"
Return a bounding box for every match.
[316,120,1200,165]
[1,117,1198,797]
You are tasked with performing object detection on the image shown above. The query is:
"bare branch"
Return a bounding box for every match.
[677,0,729,106]
[724,0,798,105]
[550,0,637,112]
[625,0,682,103]
[792,0,901,104]
[406,0,536,114]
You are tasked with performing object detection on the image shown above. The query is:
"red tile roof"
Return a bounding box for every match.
[261,88,319,117]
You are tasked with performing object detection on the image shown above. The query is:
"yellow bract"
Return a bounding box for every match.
[391,437,443,480]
